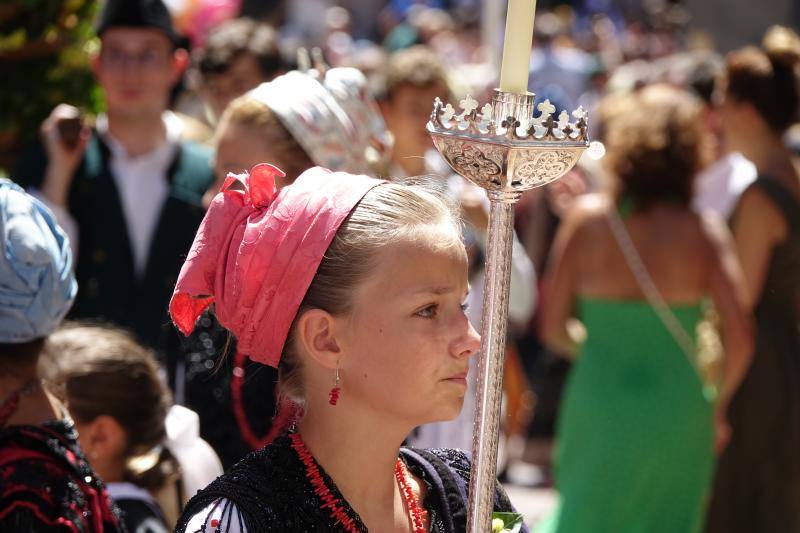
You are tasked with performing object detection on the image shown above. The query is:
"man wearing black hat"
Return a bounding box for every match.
[14,0,214,383]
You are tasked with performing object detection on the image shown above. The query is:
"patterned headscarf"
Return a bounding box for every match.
[247,68,391,176]
[0,180,76,343]
[169,165,384,367]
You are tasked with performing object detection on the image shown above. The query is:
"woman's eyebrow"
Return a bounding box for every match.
[412,285,457,295]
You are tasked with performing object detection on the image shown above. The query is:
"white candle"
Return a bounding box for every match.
[498,0,537,94]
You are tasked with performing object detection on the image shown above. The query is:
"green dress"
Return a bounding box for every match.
[537,298,714,533]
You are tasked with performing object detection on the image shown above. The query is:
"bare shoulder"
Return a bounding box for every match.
[730,183,788,246]
[735,183,785,224]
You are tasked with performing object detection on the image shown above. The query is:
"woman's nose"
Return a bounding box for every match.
[454,318,481,359]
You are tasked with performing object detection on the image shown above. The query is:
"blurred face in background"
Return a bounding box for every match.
[213,120,276,180]
[381,82,448,165]
[207,117,299,208]
[93,28,187,121]
[201,53,269,121]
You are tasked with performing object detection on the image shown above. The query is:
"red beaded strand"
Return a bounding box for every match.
[395,458,428,533]
[231,350,274,450]
[290,433,359,532]
[290,433,427,533]
[328,386,341,405]
[328,367,341,406]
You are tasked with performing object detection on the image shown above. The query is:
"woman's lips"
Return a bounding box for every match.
[445,371,468,386]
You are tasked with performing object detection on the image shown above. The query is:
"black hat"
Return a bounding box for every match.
[95,0,179,43]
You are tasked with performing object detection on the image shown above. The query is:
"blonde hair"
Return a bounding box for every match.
[278,179,463,405]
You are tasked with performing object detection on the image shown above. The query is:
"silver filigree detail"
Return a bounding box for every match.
[513,149,580,185]
[447,143,503,183]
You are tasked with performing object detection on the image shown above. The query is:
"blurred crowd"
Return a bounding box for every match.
[1,0,799,531]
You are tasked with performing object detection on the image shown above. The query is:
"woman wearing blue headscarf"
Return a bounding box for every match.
[0,180,123,531]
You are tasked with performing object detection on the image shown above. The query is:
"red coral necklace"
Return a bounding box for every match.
[289,433,428,533]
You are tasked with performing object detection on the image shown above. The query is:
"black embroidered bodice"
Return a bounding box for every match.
[0,419,124,532]
[177,435,525,533]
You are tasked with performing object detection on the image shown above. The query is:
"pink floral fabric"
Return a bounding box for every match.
[169,164,383,367]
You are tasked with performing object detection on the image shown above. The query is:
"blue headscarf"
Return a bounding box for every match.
[0,180,77,343]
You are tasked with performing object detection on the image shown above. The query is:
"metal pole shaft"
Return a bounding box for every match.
[467,193,518,532]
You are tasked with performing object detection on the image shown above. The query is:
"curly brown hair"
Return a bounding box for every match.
[381,45,452,102]
[603,84,712,210]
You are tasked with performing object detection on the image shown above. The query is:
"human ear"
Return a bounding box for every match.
[378,98,395,123]
[171,48,190,82]
[295,308,343,370]
[80,415,127,460]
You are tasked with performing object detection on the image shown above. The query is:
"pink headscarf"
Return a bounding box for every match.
[169,164,384,367]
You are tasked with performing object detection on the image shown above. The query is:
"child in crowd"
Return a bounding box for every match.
[42,324,223,531]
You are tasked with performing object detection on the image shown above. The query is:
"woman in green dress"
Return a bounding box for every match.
[536,84,753,533]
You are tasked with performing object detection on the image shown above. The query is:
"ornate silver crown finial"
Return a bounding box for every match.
[296,48,311,72]
[427,89,592,192]
[536,99,556,122]
[427,88,594,533]
[442,103,456,122]
[426,88,595,533]
[480,103,493,122]
[460,95,480,117]
[427,92,590,143]
[311,47,328,75]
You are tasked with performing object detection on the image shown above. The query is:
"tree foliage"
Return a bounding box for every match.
[0,0,103,169]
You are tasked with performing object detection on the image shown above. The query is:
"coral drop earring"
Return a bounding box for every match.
[328,367,341,406]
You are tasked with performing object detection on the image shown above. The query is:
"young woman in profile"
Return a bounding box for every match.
[171,164,527,532]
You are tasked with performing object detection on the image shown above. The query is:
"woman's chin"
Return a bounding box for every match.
[424,400,465,424]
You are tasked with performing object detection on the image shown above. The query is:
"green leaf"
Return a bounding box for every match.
[491,511,525,533]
